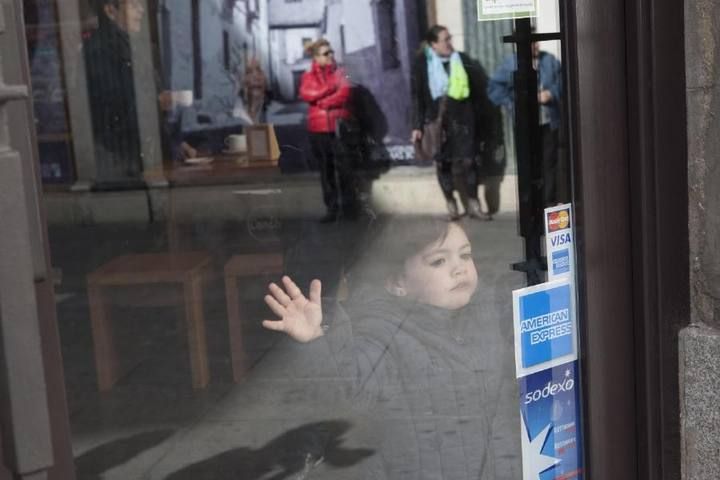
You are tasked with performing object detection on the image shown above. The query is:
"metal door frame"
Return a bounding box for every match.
[0,1,75,479]
[566,0,688,478]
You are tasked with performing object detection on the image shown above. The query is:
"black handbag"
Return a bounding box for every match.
[335,117,364,147]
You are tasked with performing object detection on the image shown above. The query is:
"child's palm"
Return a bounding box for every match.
[280,292,322,342]
[263,277,324,343]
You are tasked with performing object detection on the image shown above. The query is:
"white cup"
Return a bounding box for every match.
[225,134,247,152]
[172,90,194,107]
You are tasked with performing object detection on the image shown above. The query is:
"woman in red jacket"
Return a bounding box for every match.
[300,39,356,223]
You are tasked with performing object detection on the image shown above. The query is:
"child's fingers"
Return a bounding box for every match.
[262,319,285,332]
[282,276,304,300]
[268,282,292,306]
[264,294,287,317]
[308,279,322,305]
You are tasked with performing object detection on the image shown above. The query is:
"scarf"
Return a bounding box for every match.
[426,47,470,101]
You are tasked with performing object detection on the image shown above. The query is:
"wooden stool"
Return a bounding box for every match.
[87,252,211,391]
[224,253,283,382]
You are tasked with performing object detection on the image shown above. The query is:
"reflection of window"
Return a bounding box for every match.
[302,37,312,58]
[246,0,260,22]
[223,31,230,70]
[285,0,301,3]
[373,0,400,70]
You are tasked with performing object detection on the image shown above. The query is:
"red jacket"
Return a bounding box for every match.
[299,61,351,133]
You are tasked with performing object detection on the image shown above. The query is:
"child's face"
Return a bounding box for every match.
[397,223,478,310]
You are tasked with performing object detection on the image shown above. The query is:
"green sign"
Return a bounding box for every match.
[477,0,538,21]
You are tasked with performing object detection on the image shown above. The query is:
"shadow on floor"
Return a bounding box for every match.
[164,420,374,480]
[75,429,176,479]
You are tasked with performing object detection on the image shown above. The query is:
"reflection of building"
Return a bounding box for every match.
[159,0,270,129]
[267,0,325,101]
[267,0,423,143]
[332,0,423,142]
[135,0,426,157]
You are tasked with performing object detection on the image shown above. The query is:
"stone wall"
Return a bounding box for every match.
[683,0,720,478]
[679,327,720,480]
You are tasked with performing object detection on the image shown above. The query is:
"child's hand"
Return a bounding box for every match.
[262,276,324,343]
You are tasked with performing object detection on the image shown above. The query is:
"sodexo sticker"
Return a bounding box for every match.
[518,361,584,480]
[512,280,577,378]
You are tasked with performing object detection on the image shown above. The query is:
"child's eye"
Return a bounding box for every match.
[460,253,473,261]
[429,258,446,267]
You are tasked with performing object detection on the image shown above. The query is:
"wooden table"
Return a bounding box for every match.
[143,156,286,384]
[224,253,284,383]
[146,154,282,250]
[145,154,279,187]
[87,252,211,391]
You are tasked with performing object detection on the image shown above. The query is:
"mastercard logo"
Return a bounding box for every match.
[548,210,570,231]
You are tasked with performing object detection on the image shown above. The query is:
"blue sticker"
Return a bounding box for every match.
[551,249,570,276]
[519,361,584,479]
[518,284,573,369]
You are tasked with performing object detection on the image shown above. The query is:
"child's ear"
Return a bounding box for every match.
[385,274,407,297]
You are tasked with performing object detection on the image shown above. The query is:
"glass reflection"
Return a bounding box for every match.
[28,0,566,478]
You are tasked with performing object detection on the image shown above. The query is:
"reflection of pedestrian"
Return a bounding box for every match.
[488,42,564,205]
[84,0,195,183]
[411,26,496,220]
[299,39,356,223]
[242,57,268,124]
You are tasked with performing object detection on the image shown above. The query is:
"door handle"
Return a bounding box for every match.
[0,83,47,283]
[0,84,27,102]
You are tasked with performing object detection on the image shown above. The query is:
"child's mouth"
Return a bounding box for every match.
[451,281,470,292]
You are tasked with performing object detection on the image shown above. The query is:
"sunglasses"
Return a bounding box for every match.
[319,50,335,57]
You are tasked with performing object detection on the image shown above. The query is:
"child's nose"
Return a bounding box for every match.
[451,260,467,276]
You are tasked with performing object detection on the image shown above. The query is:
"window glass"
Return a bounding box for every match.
[27,0,580,478]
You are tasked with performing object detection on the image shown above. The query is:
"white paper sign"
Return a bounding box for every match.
[544,203,575,281]
[478,0,537,21]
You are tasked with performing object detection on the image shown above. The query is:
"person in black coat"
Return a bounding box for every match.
[84,0,196,185]
[411,26,503,220]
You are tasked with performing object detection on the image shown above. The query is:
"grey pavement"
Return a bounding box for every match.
[51,169,527,479]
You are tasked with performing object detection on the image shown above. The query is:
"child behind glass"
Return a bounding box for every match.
[262,218,520,480]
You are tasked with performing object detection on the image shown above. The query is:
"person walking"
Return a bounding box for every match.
[488,39,564,206]
[411,25,497,220]
[299,39,357,223]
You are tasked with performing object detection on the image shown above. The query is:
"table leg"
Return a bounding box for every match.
[88,284,119,391]
[168,186,181,252]
[184,273,210,389]
[224,274,247,383]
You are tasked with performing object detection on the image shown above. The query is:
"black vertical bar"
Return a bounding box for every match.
[192,0,202,99]
[223,30,230,70]
[512,18,543,285]
[160,3,173,88]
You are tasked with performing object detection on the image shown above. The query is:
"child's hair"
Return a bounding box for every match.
[306,38,331,58]
[348,216,455,286]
